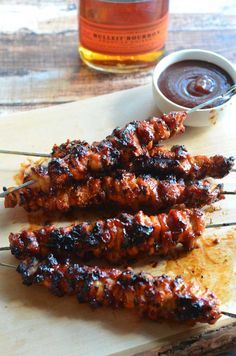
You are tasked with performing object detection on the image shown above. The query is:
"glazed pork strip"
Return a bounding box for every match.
[5,172,224,212]
[20,145,234,196]
[9,208,205,262]
[134,145,234,180]
[47,111,187,185]
[17,254,221,324]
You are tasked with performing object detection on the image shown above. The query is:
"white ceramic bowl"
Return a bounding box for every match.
[152,49,236,127]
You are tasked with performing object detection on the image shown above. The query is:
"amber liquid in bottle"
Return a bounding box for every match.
[79,0,169,73]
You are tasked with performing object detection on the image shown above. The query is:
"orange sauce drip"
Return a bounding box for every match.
[145,230,236,304]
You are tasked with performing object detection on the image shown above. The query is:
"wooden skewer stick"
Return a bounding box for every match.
[221,311,236,318]
[0,262,16,269]
[0,149,50,158]
[0,180,35,198]
[206,222,236,228]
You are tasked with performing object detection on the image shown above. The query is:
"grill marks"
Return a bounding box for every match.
[16,254,221,324]
[47,112,187,185]
[4,173,224,212]
[9,208,205,262]
[133,145,234,180]
[21,144,234,197]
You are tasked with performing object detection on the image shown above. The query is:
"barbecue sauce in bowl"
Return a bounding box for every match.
[158,60,234,108]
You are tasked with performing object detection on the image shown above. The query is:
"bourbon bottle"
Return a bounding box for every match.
[79,0,169,73]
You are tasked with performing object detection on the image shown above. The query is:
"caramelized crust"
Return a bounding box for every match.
[4,173,224,212]
[17,254,221,324]
[134,145,234,180]
[23,144,234,195]
[9,208,205,262]
[48,112,187,185]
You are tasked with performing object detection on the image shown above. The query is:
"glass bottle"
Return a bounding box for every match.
[79,0,169,73]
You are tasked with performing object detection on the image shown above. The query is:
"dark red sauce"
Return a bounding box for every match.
[158,60,234,108]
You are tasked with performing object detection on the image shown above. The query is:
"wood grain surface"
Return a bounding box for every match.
[0,0,235,117]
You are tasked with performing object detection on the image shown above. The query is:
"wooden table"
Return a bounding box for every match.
[0,0,235,117]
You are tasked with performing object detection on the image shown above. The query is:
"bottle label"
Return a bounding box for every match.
[98,1,154,3]
[98,0,155,2]
[79,13,168,56]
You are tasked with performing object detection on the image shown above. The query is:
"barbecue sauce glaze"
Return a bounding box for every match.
[158,60,234,108]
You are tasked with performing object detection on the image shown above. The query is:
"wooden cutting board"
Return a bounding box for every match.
[0,84,235,356]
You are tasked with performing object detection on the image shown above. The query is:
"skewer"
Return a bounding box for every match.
[0,218,233,254]
[0,260,235,319]
[0,181,234,198]
[0,149,50,158]
[0,261,16,268]
[0,180,35,198]
[0,221,235,255]
[206,222,236,228]
[1,84,236,159]
[0,207,207,262]
[221,311,236,318]
[0,223,234,252]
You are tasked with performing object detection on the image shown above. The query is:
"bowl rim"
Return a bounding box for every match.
[152,48,236,112]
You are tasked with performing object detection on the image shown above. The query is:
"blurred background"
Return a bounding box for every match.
[0,0,235,117]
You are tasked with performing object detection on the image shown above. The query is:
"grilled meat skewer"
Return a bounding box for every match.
[24,145,234,192]
[46,112,187,185]
[16,254,221,324]
[9,209,205,262]
[134,145,234,180]
[4,173,224,212]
